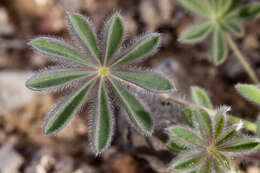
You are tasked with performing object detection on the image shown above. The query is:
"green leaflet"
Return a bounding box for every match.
[30,38,94,66]
[218,139,260,152]
[257,118,260,137]
[176,0,209,17]
[171,153,205,171]
[195,110,213,143]
[233,3,260,20]
[201,159,212,173]
[191,86,213,109]
[206,0,216,11]
[94,79,113,152]
[44,79,95,135]
[114,34,160,65]
[223,20,244,37]
[69,13,101,62]
[168,141,190,153]
[214,152,230,170]
[168,126,205,147]
[112,71,173,92]
[110,78,153,134]
[183,108,196,128]
[210,27,228,65]
[180,22,212,43]
[214,110,225,140]
[216,126,237,145]
[26,70,93,90]
[104,15,124,65]
[236,84,260,105]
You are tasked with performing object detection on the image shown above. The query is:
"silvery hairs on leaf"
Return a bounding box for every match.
[176,0,260,65]
[26,12,174,154]
[167,87,260,173]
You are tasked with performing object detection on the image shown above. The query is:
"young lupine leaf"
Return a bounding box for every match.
[112,71,173,92]
[69,13,101,62]
[233,3,260,20]
[110,79,153,134]
[191,86,213,109]
[235,84,260,104]
[104,15,124,65]
[27,12,173,154]
[30,38,94,66]
[26,69,93,91]
[171,152,205,171]
[168,126,205,147]
[214,110,225,140]
[44,79,95,135]
[218,139,260,152]
[113,33,160,65]
[93,80,113,153]
[176,0,209,17]
[183,108,196,128]
[195,110,213,143]
[226,0,242,12]
[168,140,190,153]
[180,22,212,43]
[210,27,228,65]
[223,20,244,37]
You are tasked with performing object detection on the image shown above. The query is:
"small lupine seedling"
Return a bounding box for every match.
[26,12,174,154]
[167,107,260,173]
[176,0,260,83]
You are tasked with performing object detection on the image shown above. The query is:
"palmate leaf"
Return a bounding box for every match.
[27,12,173,155]
[176,0,209,17]
[197,158,212,173]
[180,22,212,43]
[26,69,94,91]
[235,84,260,105]
[210,27,228,65]
[191,86,213,109]
[30,38,94,66]
[110,78,153,134]
[104,14,124,65]
[113,33,160,65]
[44,78,96,135]
[112,71,173,92]
[69,13,102,63]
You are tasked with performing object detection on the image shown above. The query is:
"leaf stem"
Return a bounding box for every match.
[224,33,260,84]
[160,93,257,133]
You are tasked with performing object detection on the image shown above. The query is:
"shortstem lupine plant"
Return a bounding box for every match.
[168,106,260,173]
[166,86,260,172]
[26,12,174,154]
[176,0,260,84]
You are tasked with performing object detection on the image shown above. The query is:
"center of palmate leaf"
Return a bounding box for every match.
[211,13,221,25]
[98,66,110,77]
[207,144,216,156]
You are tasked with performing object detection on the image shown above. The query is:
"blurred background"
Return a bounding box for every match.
[0,0,259,172]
